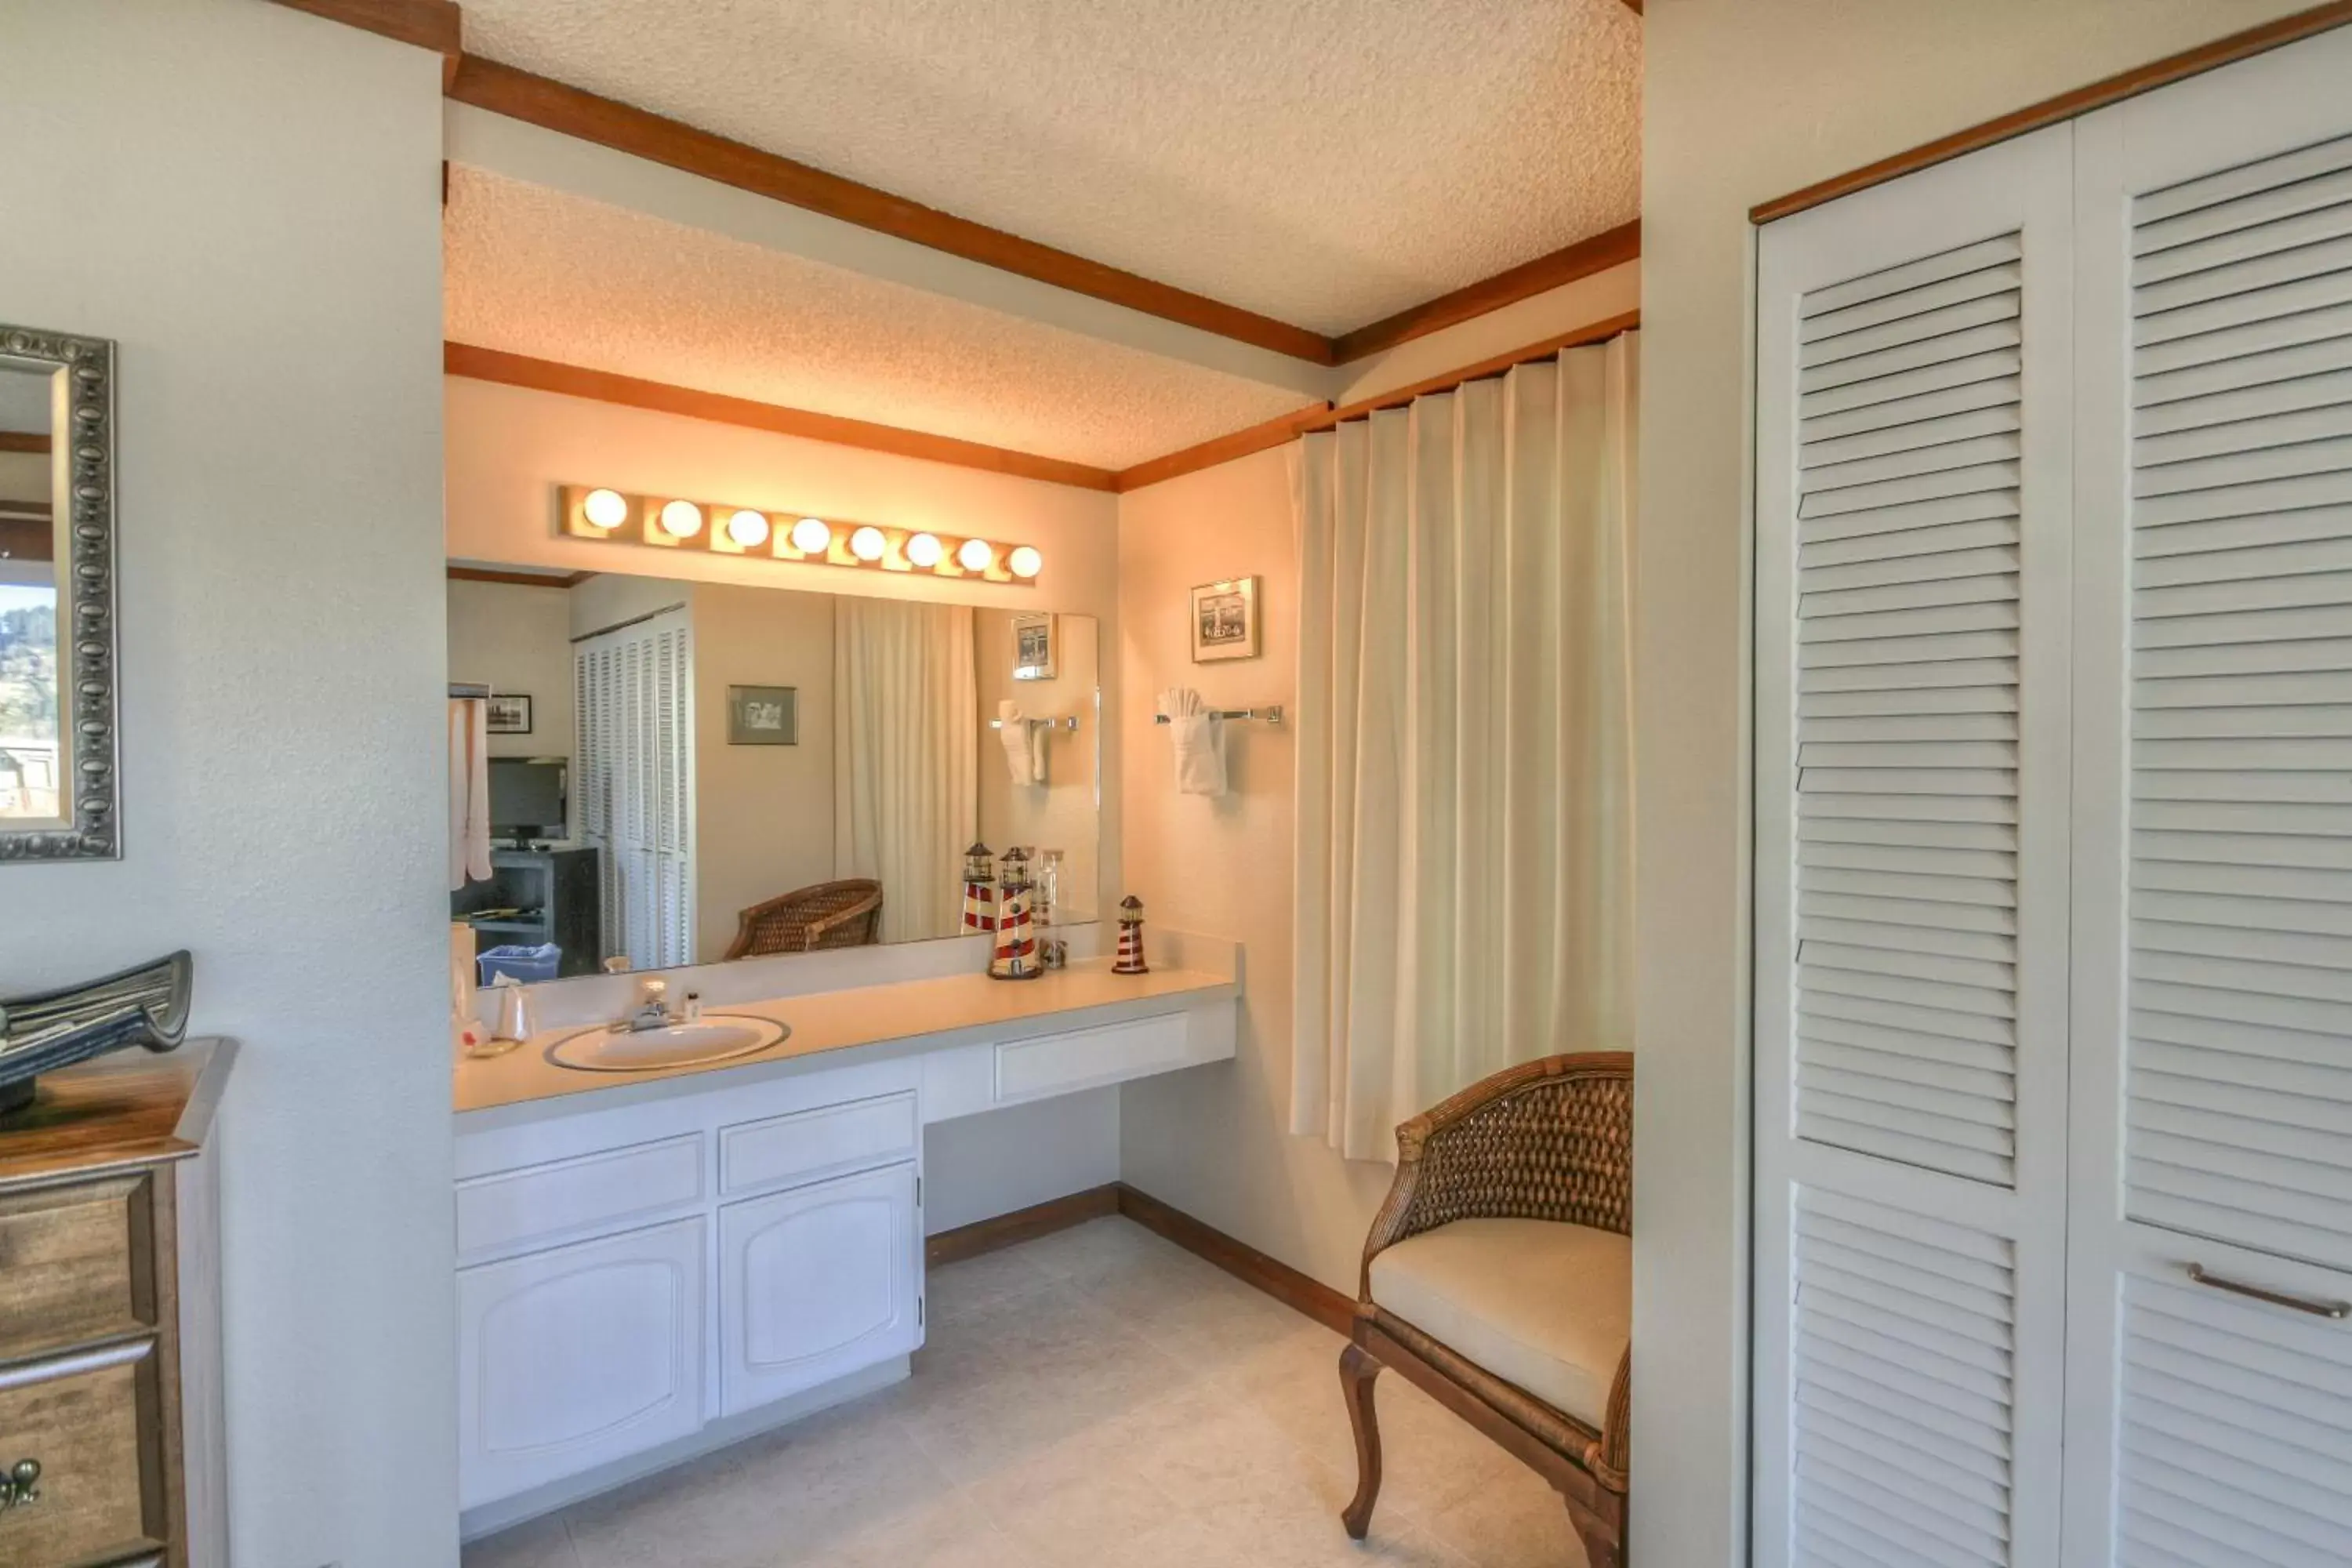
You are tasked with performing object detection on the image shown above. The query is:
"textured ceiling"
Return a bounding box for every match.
[444,167,1314,469]
[459,0,1642,334]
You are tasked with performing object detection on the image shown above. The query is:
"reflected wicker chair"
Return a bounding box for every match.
[722,879,884,959]
[1341,1051,1632,1568]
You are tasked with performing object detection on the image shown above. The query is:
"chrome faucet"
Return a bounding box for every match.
[615,976,678,1033]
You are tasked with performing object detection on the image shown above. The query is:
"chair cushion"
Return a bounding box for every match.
[1367,1216,1629,1431]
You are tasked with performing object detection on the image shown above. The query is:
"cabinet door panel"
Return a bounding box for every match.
[458,1217,705,1508]
[720,1163,920,1416]
[2067,27,2352,1568]
[1755,122,2074,1568]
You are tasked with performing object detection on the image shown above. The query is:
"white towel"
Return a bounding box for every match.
[997,700,1047,785]
[448,697,492,891]
[1158,687,1225,797]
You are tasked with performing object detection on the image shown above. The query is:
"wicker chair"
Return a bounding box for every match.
[721,879,884,959]
[1341,1051,1632,1568]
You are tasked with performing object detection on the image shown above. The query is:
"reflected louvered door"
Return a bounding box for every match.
[2066,31,2352,1567]
[1755,126,2074,1568]
[574,608,695,971]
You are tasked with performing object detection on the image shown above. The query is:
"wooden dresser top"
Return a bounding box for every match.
[0,1038,236,1188]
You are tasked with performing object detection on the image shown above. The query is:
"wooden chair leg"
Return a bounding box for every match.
[1338,1341,1384,1539]
[1565,1497,1621,1568]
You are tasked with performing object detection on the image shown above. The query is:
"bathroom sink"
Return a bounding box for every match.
[546,1014,789,1073]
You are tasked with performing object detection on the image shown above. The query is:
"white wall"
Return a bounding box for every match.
[0,5,456,1566]
[447,375,1127,1234]
[448,578,576,759]
[1635,5,2312,1566]
[690,582,837,962]
[1114,446,1402,1287]
[975,608,1102,924]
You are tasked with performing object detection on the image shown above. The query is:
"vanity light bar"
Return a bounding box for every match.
[558,485,1042,585]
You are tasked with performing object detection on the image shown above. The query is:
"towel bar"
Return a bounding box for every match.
[1154,706,1283,726]
[989,716,1080,731]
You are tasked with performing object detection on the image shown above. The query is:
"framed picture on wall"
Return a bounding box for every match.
[1011,612,1058,681]
[1190,576,1260,662]
[728,685,798,745]
[485,694,533,735]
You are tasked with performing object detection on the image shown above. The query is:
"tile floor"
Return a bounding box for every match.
[465,1216,1588,1568]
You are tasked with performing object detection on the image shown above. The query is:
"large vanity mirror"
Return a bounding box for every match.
[0,325,116,861]
[448,563,1099,978]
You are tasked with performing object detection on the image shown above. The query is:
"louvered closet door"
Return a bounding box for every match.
[1753,125,2074,1568]
[574,608,695,971]
[2065,29,2352,1567]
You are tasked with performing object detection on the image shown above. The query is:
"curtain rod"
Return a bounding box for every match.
[1299,310,1639,435]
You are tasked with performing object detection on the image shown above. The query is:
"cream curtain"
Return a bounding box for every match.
[833,598,978,943]
[1290,332,1638,1160]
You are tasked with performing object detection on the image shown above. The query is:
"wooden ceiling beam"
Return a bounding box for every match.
[1116,309,1639,492]
[1305,309,1639,433]
[447,565,594,588]
[1111,404,1333,493]
[444,343,1122,493]
[445,56,1336,367]
[1330,220,1641,364]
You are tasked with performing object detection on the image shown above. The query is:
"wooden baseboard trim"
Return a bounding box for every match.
[923,1181,1356,1335]
[1113,1182,1356,1334]
[925,1185,1120,1266]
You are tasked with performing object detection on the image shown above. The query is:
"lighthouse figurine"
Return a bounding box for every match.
[1112,895,1149,975]
[989,847,1044,981]
[961,843,998,938]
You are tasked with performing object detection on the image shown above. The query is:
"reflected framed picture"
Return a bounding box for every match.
[728,684,797,745]
[1190,576,1260,662]
[1011,612,1058,681]
[485,694,533,735]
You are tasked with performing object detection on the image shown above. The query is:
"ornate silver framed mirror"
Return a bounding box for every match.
[0,323,117,860]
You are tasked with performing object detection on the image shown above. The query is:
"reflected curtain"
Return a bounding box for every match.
[1290,332,1638,1160]
[833,598,978,943]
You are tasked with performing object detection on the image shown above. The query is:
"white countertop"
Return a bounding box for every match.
[453,956,1235,1116]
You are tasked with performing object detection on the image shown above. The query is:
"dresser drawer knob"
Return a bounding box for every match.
[0,1457,39,1512]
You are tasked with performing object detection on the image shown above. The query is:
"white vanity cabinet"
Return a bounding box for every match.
[455,1054,926,1513]
[458,1217,707,1506]
[454,985,1240,1527]
[719,1162,921,1415]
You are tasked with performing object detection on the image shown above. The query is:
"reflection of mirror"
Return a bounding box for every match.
[0,325,117,861]
[447,564,1099,977]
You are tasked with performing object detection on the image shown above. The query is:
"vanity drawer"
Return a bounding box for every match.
[457,1134,706,1261]
[0,1338,169,1566]
[996,1013,1193,1104]
[719,1092,918,1197]
[0,1174,156,1363]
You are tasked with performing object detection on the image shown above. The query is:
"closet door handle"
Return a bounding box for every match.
[2187,1262,2350,1320]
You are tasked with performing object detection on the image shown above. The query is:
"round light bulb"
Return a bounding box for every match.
[659,499,703,539]
[905,532,944,568]
[583,488,630,528]
[849,525,887,562]
[957,537,995,573]
[789,517,832,554]
[725,509,770,548]
[1007,545,1043,579]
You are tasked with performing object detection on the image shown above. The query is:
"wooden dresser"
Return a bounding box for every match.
[0,1040,234,1568]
